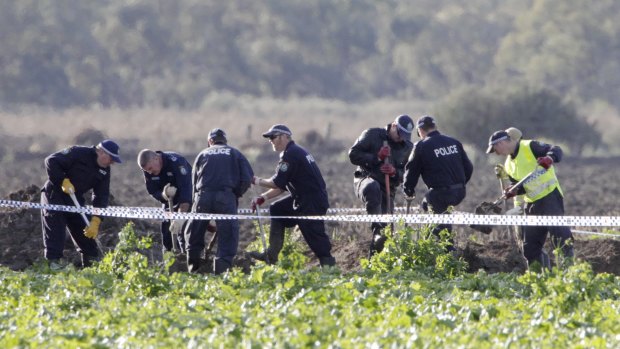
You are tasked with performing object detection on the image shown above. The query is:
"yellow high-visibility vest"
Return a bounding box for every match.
[504,140,562,203]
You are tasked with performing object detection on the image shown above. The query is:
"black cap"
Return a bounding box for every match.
[486,130,510,154]
[416,115,436,129]
[394,115,414,141]
[262,124,292,138]
[98,139,122,163]
[208,128,227,142]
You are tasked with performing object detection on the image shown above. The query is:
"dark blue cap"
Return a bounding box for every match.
[262,124,292,138]
[98,140,122,163]
[486,130,510,154]
[416,115,436,129]
[394,115,414,141]
[209,128,227,141]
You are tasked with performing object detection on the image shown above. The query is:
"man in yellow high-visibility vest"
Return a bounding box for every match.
[487,130,574,269]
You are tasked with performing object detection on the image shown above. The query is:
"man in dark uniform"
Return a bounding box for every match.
[403,116,473,250]
[487,129,574,269]
[41,139,122,269]
[249,124,336,267]
[137,149,194,253]
[185,128,253,274]
[349,115,414,256]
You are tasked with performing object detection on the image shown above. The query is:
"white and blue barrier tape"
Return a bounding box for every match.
[1,199,619,238]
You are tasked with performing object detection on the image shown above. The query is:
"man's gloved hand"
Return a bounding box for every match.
[380,163,396,176]
[503,185,517,199]
[162,183,177,200]
[404,187,415,198]
[505,206,523,215]
[83,216,101,239]
[494,164,508,179]
[251,195,266,212]
[537,156,554,170]
[206,221,217,233]
[377,145,391,161]
[61,178,75,194]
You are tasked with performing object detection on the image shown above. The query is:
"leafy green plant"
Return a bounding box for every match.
[362,223,467,279]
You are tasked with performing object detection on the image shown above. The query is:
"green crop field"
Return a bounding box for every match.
[1,224,618,348]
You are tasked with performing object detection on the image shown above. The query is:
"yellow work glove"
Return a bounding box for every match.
[494,164,508,179]
[61,178,75,194]
[84,216,101,239]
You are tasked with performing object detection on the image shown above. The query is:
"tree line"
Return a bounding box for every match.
[1,0,619,112]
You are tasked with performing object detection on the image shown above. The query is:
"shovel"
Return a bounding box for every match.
[68,190,104,253]
[471,168,539,234]
[252,185,269,264]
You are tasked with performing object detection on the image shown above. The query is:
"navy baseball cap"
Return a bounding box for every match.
[208,128,227,141]
[98,140,122,163]
[416,115,436,129]
[262,124,292,138]
[486,130,510,154]
[394,115,414,141]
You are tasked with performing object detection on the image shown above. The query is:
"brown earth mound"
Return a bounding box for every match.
[0,185,154,270]
[2,186,620,275]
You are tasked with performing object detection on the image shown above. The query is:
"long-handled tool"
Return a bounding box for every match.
[471,168,540,234]
[68,190,104,253]
[405,196,418,240]
[206,222,218,253]
[383,141,391,214]
[252,184,269,264]
[167,198,180,252]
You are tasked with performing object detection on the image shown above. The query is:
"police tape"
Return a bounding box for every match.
[2,199,620,237]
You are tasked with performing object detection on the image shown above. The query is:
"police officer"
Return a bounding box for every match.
[137,149,193,253]
[249,124,336,267]
[185,128,253,274]
[403,116,473,250]
[41,139,122,269]
[487,129,574,268]
[349,115,414,256]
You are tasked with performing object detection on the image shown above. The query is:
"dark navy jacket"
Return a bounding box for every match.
[142,151,193,205]
[271,141,329,211]
[192,144,253,198]
[404,130,473,192]
[349,125,413,188]
[43,146,110,208]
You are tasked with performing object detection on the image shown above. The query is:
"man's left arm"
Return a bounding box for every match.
[459,141,474,183]
[173,161,193,207]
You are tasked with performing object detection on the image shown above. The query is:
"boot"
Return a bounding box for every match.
[187,255,202,273]
[319,256,336,267]
[81,253,101,268]
[213,258,231,275]
[368,233,386,258]
[248,250,277,265]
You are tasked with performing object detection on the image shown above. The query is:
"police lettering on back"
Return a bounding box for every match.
[205,147,231,156]
[306,154,315,163]
[434,145,459,158]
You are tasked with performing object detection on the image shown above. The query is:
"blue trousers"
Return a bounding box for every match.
[269,196,332,259]
[185,190,238,267]
[40,189,99,260]
[523,189,573,264]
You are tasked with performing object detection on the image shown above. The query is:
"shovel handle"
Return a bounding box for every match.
[68,190,90,226]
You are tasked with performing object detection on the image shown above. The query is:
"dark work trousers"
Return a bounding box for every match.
[421,187,466,251]
[268,196,332,261]
[40,189,99,261]
[354,176,395,237]
[161,202,187,252]
[185,189,239,269]
[523,189,574,265]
